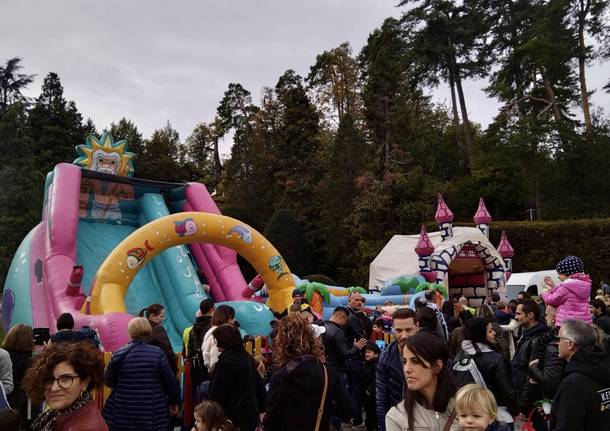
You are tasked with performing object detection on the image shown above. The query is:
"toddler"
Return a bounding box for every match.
[541,255,592,326]
[455,384,511,431]
[363,342,381,431]
[192,400,234,431]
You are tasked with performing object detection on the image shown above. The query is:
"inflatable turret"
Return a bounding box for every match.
[435,193,454,241]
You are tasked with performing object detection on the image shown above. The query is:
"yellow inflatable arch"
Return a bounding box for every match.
[88,212,295,314]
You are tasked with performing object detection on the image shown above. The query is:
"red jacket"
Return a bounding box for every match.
[56,400,108,431]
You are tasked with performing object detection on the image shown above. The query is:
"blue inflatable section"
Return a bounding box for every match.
[76,192,270,350]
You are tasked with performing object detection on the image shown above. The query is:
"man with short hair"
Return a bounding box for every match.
[590,299,610,335]
[490,293,501,311]
[292,288,304,306]
[512,300,549,419]
[322,306,367,374]
[551,319,610,430]
[50,312,95,345]
[344,292,373,427]
[422,290,449,340]
[184,299,215,387]
[517,291,531,301]
[375,307,418,431]
[322,306,366,430]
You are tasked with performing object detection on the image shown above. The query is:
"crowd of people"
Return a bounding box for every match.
[1,255,610,430]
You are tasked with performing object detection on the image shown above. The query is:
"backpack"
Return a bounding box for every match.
[187,325,208,378]
[449,350,484,389]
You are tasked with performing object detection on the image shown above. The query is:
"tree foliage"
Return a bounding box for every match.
[2,9,610,290]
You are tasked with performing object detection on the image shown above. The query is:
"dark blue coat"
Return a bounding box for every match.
[102,341,180,431]
[375,341,404,431]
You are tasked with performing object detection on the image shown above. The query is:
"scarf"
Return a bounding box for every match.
[460,339,494,355]
[31,391,92,431]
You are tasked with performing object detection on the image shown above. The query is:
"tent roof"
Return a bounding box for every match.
[368,226,505,290]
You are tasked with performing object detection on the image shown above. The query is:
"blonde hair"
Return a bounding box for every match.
[128,317,152,340]
[455,384,497,419]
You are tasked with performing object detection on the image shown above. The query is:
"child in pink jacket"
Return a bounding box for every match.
[542,255,592,326]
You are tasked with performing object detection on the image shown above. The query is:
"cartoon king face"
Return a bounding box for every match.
[91,150,121,175]
[175,218,197,237]
[73,132,135,177]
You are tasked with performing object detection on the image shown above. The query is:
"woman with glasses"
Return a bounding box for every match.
[21,341,107,431]
[102,317,180,431]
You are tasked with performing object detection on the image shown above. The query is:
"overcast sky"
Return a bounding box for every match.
[2,0,608,156]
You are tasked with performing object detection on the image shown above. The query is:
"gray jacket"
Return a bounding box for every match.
[385,400,458,431]
[0,348,14,395]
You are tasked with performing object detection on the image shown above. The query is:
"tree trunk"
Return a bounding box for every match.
[212,136,223,186]
[542,74,562,123]
[453,63,474,168]
[448,67,461,136]
[578,0,592,132]
[534,174,542,220]
[381,95,390,172]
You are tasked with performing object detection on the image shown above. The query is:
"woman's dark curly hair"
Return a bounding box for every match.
[22,341,105,404]
[273,313,324,367]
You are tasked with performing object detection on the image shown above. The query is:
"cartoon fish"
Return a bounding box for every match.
[126,240,155,269]
[175,218,197,237]
[268,255,289,280]
[226,225,253,243]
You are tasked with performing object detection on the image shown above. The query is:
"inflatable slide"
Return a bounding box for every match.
[2,133,294,351]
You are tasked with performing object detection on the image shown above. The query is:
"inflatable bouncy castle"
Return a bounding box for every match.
[2,133,296,351]
[370,194,515,307]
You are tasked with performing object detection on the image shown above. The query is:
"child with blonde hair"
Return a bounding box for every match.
[455,384,511,431]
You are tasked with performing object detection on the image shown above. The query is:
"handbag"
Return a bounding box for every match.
[443,409,457,431]
[314,364,329,431]
[521,407,540,431]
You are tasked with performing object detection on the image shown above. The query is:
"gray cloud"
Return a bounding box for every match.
[2,0,607,158]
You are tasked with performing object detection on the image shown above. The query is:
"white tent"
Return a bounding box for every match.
[368,226,506,290]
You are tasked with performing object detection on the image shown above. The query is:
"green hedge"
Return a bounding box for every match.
[487,218,610,289]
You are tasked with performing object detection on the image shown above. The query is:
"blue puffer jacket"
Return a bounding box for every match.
[375,341,404,431]
[102,340,180,431]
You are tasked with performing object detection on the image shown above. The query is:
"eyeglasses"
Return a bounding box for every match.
[45,374,80,390]
[557,336,574,344]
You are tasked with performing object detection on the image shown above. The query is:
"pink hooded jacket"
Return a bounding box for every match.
[541,273,592,326]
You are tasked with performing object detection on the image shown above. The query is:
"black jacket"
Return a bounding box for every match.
[7,349,34,426]
[487,421,512,431]
[208,346,265,431]
[550,347,610,431]
[322,321,358,372]
[594,313,610,335]
[264,355,357,431]
[471,349,519,416]
[511,321,549,412]
[527,329,566,399]
[186,315,213,384]
[375,341,404,431]
[149,320,178,375]
[186,315,213,358]
[345,307,373,347]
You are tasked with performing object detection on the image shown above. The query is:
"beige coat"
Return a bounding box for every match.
[385,399,459,431]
